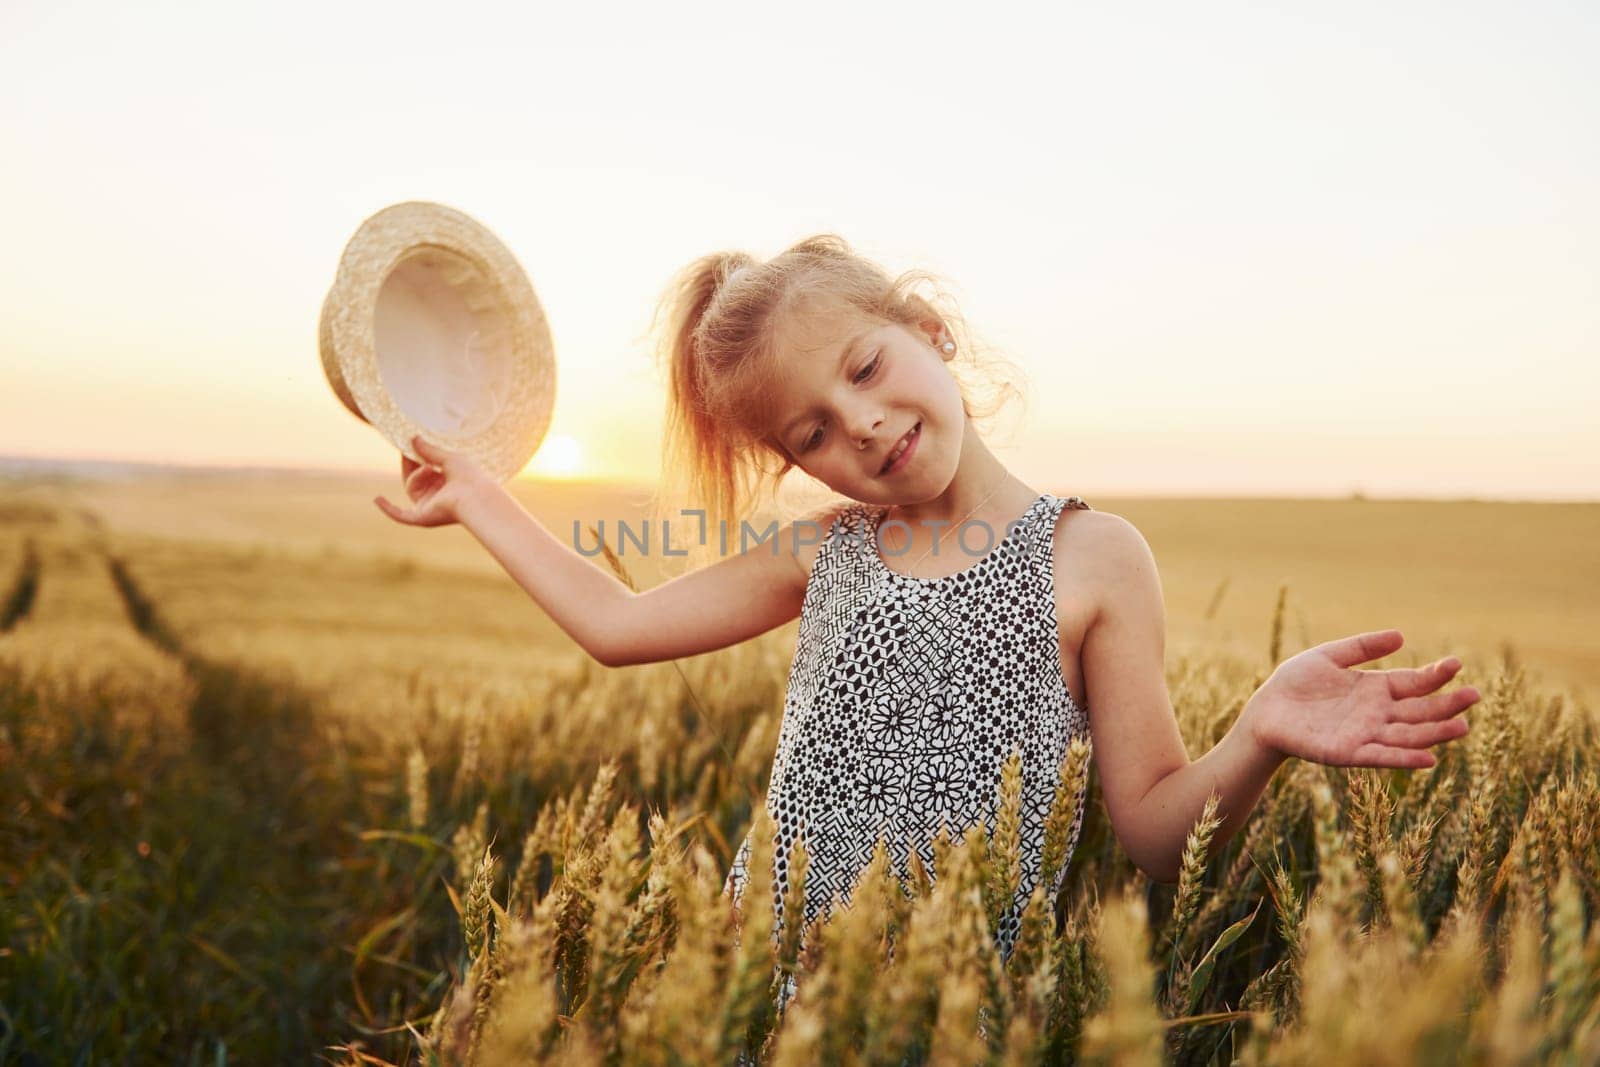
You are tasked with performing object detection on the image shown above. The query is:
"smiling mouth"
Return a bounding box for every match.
[880,422,920,474]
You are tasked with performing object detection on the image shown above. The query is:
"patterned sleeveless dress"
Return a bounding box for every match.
[723,492,1094,989]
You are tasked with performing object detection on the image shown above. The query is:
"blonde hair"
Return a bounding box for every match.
[646,234,1026,560]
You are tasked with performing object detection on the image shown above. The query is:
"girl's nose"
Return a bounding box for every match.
[851,412,884,448]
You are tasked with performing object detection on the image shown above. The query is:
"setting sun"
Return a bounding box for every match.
[526,434,584,479]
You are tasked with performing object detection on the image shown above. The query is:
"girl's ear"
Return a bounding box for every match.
[902,294,946,349]
[925,320,955,360]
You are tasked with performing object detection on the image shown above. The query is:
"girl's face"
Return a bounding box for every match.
[769,300,965,505]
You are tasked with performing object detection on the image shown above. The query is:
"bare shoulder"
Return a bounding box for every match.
[1049,506,1159,626]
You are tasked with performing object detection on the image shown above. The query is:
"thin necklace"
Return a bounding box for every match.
[882,472,1014,577]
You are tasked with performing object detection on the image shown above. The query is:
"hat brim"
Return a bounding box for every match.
[319,201,556,483]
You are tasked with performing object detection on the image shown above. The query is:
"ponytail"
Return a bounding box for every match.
[648,250,765,558]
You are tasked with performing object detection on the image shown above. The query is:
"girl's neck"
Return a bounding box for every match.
[885,432,1037,532]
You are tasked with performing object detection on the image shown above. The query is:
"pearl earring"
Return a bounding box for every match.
[941,340,955,353]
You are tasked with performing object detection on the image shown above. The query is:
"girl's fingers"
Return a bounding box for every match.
[1390,684,1481,724]
[1352,744,1437,770]
[1438,685,1481,715]
[405,464,433,498]
[375,496,415,525]
[1379,717,1470,749]
[412,434,448,464]
[1386,656,1463,699]
[1321,629,1405,669]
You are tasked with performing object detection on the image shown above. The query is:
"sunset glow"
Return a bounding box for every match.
[0,2,1594,499]
[527,434,585,480]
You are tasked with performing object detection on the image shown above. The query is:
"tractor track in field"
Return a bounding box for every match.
[102,546,336,817]
[1,506,396,1059]
[0,537,39,631]
[92,545,378,1057]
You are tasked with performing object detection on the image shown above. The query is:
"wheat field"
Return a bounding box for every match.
[1,471,1596,1064]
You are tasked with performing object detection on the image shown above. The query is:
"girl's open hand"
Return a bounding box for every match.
[374,435,497,528]
[1245,629,1481,769]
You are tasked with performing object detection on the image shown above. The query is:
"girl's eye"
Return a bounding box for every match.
[801,352,880,453]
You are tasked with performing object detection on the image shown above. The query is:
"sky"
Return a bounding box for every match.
[1,0,1595,500]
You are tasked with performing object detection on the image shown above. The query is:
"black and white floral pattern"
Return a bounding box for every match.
[920,684,970,746]
[856,757,909,817]
[725,493,1094,1006]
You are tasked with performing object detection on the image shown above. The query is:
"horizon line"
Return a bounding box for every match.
[0,452,1595,505]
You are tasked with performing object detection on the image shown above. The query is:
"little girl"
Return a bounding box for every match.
[375,234,1480,976]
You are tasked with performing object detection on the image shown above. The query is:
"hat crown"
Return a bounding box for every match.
[319,201,555,482]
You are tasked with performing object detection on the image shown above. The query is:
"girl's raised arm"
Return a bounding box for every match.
[460,485,828,667]
[376,436,829,668]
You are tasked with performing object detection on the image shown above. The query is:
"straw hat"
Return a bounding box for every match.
[319,200,556,483]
